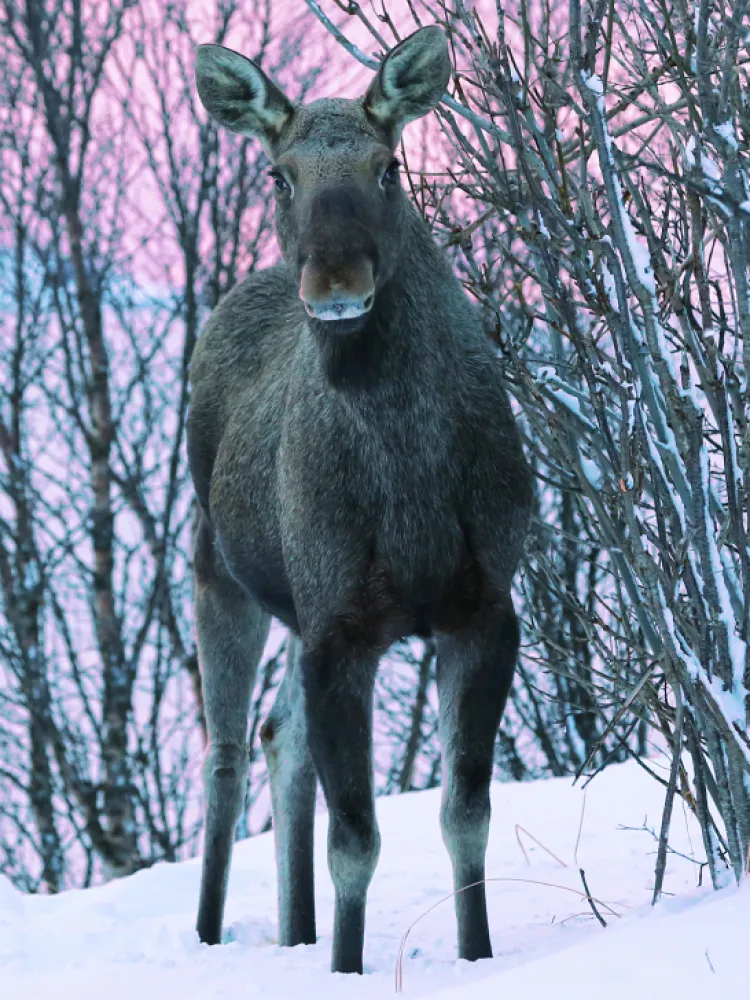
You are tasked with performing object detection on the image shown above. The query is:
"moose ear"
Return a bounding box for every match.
[195,44,294,151]
[363,26,450,140]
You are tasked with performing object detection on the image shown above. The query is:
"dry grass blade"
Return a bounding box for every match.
[394,875,625,992]
[515,824,568,868]
[574,790,587,868]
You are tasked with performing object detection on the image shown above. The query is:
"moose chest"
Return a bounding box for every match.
[205,332,519,646]
[270,375,489,644]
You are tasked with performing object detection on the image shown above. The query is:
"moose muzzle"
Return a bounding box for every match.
[300,257,375,323]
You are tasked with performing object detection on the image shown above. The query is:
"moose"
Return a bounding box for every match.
[190,25,532,975]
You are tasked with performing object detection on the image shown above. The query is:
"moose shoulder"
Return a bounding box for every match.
[190,25,532,976]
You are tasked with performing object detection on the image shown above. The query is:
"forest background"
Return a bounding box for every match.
[1,0,748,897]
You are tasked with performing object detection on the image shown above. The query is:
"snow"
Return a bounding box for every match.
[592,96,657,298]
[683,136,723,193]
[580,456,602,489]
[715,120,739,150]
[546,385,597,430]
[600,257,619,312]
[1,759,746,999]
[427,884,748,1000]
[581,72,604,97]
[641,416,687,533]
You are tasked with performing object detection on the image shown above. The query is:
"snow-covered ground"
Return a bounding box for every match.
[1,759,746,998]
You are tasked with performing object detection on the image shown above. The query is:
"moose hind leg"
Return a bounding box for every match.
[261,636,317,947]
[302,641,380,974]
[194,514,271,945]
[436,602,519,961]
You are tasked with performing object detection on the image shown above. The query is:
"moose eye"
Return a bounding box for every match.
[381,159,400,186]
[270,171,291,195]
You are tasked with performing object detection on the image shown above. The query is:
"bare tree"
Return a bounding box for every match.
[0,90,64,889]
[0,0,322,889]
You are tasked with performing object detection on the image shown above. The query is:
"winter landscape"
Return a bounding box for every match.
[1,0,749,997]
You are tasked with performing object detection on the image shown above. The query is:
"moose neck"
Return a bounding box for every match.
[304,207,446,393]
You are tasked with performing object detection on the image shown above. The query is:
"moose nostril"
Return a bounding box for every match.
[301,291,374,321]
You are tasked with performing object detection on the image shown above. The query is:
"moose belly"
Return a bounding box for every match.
[339,507,488,648]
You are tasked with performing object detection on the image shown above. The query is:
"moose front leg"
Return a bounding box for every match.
[194,514,271,946]
[301,639,380,974]
[436,601,519,961]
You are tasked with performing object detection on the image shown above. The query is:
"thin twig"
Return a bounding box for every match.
[579,868,607,927]
[653,686,685,903]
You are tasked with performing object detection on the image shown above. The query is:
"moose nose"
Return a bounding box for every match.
[301,289,374,321]
[300,257,375,325]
